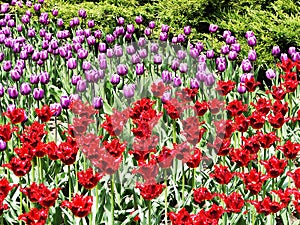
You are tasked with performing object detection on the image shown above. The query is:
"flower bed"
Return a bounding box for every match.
[0,1,300,225]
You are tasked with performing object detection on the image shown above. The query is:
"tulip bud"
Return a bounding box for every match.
[161,70,172,83]
[272,46,280,56]
[20,82,31,95]
[110,74,120,86]
[76,80,87,92]
[92,97,103,109]
[149,21,155,29]
[209,24,218,33]
[8,86,18,99]
[184,26,191,35]
[123,84,136,98]
[135,16,143,25]
[173,76,182,87]
[206,50,214,59]
[190,78,199,89]
[135,63,144,75]
[0,139,6,151]
[266,69,276,80]
[33,88,44,100]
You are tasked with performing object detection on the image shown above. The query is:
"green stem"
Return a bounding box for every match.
[164,170,168,225]
[111,174,115,225]
[172,120,176,144]
[181,164,185,201]
[68,165,72,200]
[148,200,151,225]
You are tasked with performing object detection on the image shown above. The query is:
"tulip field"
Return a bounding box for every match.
[0,0,300,224]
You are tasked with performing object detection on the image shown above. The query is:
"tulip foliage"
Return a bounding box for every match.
[0,1,300,225]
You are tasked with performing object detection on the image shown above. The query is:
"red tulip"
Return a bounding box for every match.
[2,157,31,177]
[135,182,165,200]
[3,108,26,124]
[194,100,208,117]
[35,105,56,122]
[215,80,236,96]
[226,100,248,117]
[77,168,103,190]
[219,192,244,213]
[193,187,215,204]
[61,194,93,218]
[237,169,269,195]
[210,165,234,184]
[277,140,300,159]
[260,156,287,178]
[18,208,48,225]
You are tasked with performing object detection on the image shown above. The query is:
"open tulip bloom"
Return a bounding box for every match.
[0,1,299,225]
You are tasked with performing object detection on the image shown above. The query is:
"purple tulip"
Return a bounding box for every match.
[197,62,206,72]
[245,31,254,39]
[50,103,62,117]
[123,84,136,98]
[160,32,168,41]
[114,45,123,57]
[117,64,128,76]
[0,52,3,63]
[110,74,120,85]
[161,70,172,83]
[125,32,132,40]
[138,49,148,59]
[247,36,257,47]
[173,76,182,87]
[131,54,141,64]
[135,63,144,75]
[0,139,6,151]
[33,88,44,100]
[237,83,246,94]
[171,59,180,72]
[288,47,296,56]
[199,54,207,63]
[240,73,253,83]
[272,46,280,56]
[265,69,276,80]
[149,21,155,29]
[206,50,214,59]
[179,63,188,73]
[82,61,91,71]
[2,60,11,71]
[220,45,230,55]
[190,48,199,59]
[209,24,218,33]
[138,37,147,47]
[172,37,178,44]
[78,9,87,18]
[217,62,226,72]
[33,3,41,11]
[196,71,206,82]
[292,52,300,61]
[1,3,9,13]
[57,18,64,27]
[177,50,186,60]
[92,97,103,109]
[190,78,199,89]
[7,19,15,27]
[39,71,50,84]
[228,51,238,61]
[231,43,241,53]
[154,54,162,65]
[184,26,191,35]
[177,34,185,43]
[204,74,215,86]
[195,42,204,52]
[20,82,31,95]
[0,83,4,97]
[226,36,236,45]
[76,80,87,92]
[161,24,169,33]
[8,86,18,99]
[280,53,289,61]
[77,48,88,59]
[144,26,152,36]
[241,59,252,73]
[60,95,70,109]
[52,8,58,17]
[248,49,257,61]
[222,30,231,39]
[10,70,21,81]
[135,15,143,24]
[127,24,135,34]
[127,45,136,55]
[67,58,77,70]
[117,17,125,26]
[71,75,81,86]
[106,34,115,44]
[94,30,102,39]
